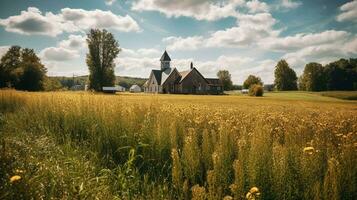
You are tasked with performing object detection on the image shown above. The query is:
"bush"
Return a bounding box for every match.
[249,84,264,96]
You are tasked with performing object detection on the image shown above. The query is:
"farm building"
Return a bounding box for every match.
[144,51,223,94]
[102,85,126,93]
[130,85,141,92]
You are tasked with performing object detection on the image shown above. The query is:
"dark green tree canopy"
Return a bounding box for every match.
[86,29,121,91]
[324,58,356,90]
[0,46,21,87]
[0,46,46,91]
[300,62,326,91]
[217,70,233,91]
[243,75,263,89]
[274,59,298,91]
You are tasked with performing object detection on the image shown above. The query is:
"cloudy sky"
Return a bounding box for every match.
[0,0,356,84]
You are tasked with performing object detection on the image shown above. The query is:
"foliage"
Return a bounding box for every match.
[274,60,298,91]
[0,46,46,91]
[217,70,233,91]
[243,75,263,89]
[0,46,22,88]
[299,62,326,91]
[249,84,264,96]
[86,29,121,91]
[0,91,356,199]
[324,58,357,91]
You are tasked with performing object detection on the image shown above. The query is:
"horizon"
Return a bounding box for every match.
[0,0,356,85]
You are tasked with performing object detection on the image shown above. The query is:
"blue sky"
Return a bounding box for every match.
[0,0,356,84]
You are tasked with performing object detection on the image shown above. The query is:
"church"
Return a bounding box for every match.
[143,51,223,94]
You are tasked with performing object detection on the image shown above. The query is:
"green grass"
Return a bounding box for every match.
[319,91,357,100]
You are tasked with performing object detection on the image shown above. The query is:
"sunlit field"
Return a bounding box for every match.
[0,90,356,199]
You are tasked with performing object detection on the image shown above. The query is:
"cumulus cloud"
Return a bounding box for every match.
[163,12,279,50]
[40,47,80,61]
[105,0,116,6]
[337,0,357,23]
[163,36,205,51]
[260,30,350,51]
[246,0,270,13]
[59,34,87,50]
[132,0,244,21]
[0,7,140,36]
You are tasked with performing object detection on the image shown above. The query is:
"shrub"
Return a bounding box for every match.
[249,84,264,96]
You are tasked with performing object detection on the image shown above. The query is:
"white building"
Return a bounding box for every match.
[129,85,141,93]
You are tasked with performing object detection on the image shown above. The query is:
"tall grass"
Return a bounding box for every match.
[0,90,356,199]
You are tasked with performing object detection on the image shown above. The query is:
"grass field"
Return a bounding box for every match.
[0,90,356,199]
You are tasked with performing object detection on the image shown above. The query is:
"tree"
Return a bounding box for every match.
[0,46,46,91]
[324,59,356,90]
[243,75,263,89]
[248,84,264,96]
[217,70,233,91]
[17,48,47,91]
[274,60,298,91]
[86,29,120,91]
[0,46,21,88]
[300,62,326,91]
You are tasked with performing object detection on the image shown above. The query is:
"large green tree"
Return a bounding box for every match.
[217,70,233,91]
[243,75,263,89]
[86,29,120,91]
[300,62,326,91]
[0,46,46,91]
[17,48,47,91]
[274,60,298,91]
[0,46,21,88]
[324,59,356,90]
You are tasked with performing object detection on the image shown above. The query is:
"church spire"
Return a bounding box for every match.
[160,50,171,70]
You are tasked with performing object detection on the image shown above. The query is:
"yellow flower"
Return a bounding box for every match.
[10,175,21,183]
[250,186,259,194]
[15,169,24,173]
[303,147,315,155]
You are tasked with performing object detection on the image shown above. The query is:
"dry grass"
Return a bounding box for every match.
[0,90,356,199]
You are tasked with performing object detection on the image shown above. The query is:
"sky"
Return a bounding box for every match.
[0,0,356,84]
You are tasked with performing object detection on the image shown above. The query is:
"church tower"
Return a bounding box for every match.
[160,50,171,70]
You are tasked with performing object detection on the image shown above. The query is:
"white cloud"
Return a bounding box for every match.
[280,0,302,9]
[40,47,80,61]
[337,0,357,23]
[60,8,141,32]
[132,0,244,21]
[105,0,116,6]
[0,7,65,36]
[260,30,350,51]
[163,36,205,51]
[246,0,269,13]
[59,34,87,50]
[0,46,10,58]
[0,7,140,36]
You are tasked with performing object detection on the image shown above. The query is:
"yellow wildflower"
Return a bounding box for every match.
[10,175,21,183]
[303,147,315,155]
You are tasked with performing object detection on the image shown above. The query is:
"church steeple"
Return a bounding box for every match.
[160,50,171,70]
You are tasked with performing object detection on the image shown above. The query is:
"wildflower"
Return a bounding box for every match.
[246,187,260,200]
[15,169,24,173]
[10,175,21,183]
[303,146,315,155]
[223,195,233,200]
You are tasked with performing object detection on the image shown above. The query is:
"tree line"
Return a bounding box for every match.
[218,58,357,92]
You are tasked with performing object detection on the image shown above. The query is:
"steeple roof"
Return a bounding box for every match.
[160,50,171,61]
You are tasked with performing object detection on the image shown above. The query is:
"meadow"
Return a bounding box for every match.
[0,90,356,199]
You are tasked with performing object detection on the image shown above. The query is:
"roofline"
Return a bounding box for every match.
[161,68,179,85]
[179,67,209,84]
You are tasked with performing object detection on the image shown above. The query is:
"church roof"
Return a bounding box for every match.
[160,50,171,61]
[152,70,162,84]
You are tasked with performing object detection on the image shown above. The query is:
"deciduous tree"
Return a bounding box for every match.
[217,70,233,91]
[300,62,326,91]
[86,29,120,91]
[243,75,263,89]
[274,60,298,91]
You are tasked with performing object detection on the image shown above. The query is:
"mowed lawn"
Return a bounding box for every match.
[0,90,356,199]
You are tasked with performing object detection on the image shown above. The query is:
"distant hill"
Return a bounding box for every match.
[49,75,147,89]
